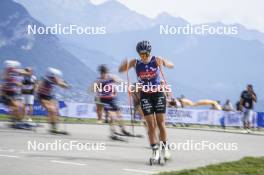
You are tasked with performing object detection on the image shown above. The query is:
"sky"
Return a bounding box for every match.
[90,0,264,33]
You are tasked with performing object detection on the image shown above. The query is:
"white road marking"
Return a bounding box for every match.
[123,168,158,174]
[19,151,43,154]
[0,149,15,152]
[50,160,86,166]
[19,151,29,154]
[0,154,19,158]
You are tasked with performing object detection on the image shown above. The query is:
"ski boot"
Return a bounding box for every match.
[149,145,161,165]
[11,122,34,130]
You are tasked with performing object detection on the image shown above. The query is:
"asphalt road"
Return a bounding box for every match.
[0,122,264,175]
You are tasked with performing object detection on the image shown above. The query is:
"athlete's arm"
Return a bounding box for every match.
[118,59,137,73]
[156,57,174,68]
[32,76,38,92]
[35,80,42,93]
[251,92,257,102]
[17,68,31,76]
[33,82,38,92]
[56,78,69,89]
[253,94,257,102]
[91,81,100,93]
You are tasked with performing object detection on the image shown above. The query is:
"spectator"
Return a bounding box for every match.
[240,84,257,132]
[222,99,234,111]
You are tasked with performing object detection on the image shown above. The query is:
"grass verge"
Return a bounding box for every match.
[159,157,264,175]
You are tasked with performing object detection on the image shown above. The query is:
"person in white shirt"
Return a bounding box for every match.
[21,67,37,121]
[222,99,234,111]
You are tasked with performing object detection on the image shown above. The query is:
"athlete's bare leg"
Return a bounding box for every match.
[96,104,104,121]
[108,111,116,134]
[9,100,23,121]
[40,99,58,129]
[28,105,33,116]
[156,112,171,160]
[144,114,157,145]
[22,104,27,118]
[22,104,33,120]
[155,113,167,142]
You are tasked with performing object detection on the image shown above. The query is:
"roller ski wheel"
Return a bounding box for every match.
[149,157,165,166]
[49,129,69,135]
[149,156,161,166]
[149,157,158,166]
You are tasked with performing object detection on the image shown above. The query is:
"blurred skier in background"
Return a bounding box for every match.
[37,67,69,134]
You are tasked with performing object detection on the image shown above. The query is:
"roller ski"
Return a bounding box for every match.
[24,119,42,128]
[9,121,37,131]
[114,129,144,138]
[109,134,128,142]
[49,128,69,135]
[149,144,171,166]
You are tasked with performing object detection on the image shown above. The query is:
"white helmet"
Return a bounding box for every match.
[46,67,63,78]
[4,60,21,68]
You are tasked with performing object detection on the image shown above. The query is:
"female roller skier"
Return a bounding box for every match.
[119,40,174,165]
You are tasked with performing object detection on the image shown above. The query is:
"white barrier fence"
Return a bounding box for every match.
[60,102,258,128]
